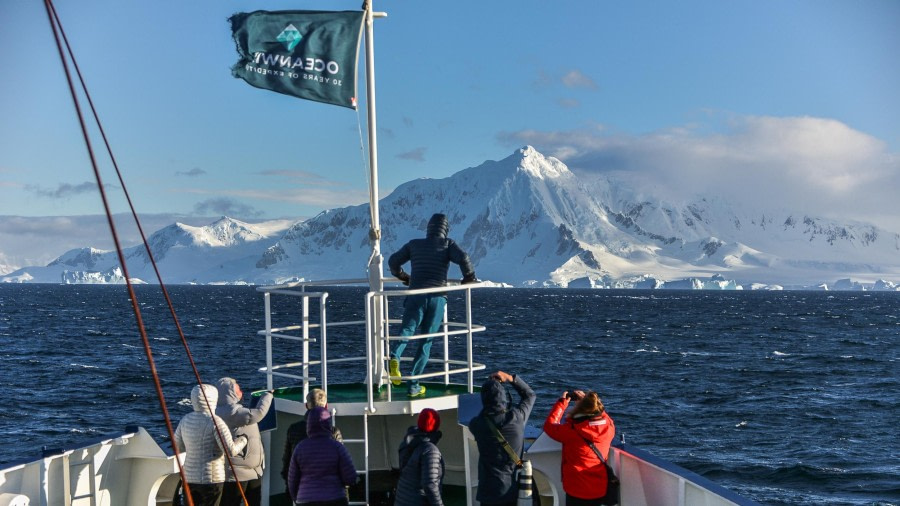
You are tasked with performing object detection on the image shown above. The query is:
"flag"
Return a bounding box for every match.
[230,10,365,109]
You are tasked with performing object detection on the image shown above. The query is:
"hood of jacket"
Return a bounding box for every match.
[480,379,509,415]
[306,406,333,437]
[426,213,449,239]
[399,425,443,468]
[190,384,218,415]
[570,412,614,442]
[214,377,241,406]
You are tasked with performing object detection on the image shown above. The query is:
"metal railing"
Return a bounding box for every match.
[256,278,487,409]
[367,283,488,405]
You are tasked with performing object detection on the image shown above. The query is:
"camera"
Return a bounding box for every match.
[566,391,578,400]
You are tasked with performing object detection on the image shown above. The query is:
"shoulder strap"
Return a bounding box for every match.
[484,415,523,467]
[581,436,608,465]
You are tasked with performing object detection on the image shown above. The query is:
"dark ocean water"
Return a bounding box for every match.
[0,284,897,505]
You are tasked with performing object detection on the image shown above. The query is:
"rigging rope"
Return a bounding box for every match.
[44,1,248,504]
[356,106,380,273]
[356,101,378,240]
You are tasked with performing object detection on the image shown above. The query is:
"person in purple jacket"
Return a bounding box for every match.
[287,406,357,506]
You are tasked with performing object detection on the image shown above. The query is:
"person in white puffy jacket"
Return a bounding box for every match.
[174,383,249,506]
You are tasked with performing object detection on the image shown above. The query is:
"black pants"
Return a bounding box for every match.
[183,483,223,506]
[296,499,349,506]
[565,493,606,506]
[220,479,262,506]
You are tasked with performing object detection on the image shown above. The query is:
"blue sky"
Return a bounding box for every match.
[1,0,899,237]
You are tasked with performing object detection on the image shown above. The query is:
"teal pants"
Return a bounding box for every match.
[392,294,447,390]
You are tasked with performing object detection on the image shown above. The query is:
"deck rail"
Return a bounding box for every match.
[366,282,488,406]
[255,278,487,410]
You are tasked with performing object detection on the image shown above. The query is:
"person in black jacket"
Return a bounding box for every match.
[388,213,477,397]
[395,408,444,506]
[468,371,536,506]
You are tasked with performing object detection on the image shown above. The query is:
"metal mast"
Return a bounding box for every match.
[364,3,388,389]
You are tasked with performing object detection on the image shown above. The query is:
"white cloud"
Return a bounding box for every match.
[557,98,580,109]
[397,147,427,162]
[176,167,206,177]
[256,169,341,186]
[193,198,263,218]
[25,181,115,199]
[499,115,900,232]
[177,186,370,209]
[560,70,598,90]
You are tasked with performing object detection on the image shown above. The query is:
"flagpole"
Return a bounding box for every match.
[364,3,388,389]
[365,2,382,283]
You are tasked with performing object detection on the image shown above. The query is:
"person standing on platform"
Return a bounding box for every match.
[214,377,274,506]
[388,213,477,397]
[468,371,536,506]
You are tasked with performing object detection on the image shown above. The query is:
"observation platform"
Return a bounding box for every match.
[269,381,479,416]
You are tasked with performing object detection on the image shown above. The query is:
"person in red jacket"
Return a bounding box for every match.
[542,390,616,506]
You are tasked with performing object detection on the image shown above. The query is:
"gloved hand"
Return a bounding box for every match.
[461,273,478,284]
[396,271,410,286]
[236,435,250,457]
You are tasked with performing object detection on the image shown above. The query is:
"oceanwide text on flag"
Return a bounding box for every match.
[230,10,365,109]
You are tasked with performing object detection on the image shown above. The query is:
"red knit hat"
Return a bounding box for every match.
[417,408,441,433]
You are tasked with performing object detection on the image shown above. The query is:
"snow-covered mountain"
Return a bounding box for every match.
[1,217,296,284]
[252,146,899,288]
[0,252,17,278]
[3,147,899,289]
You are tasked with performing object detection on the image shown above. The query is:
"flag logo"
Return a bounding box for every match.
[231,10,365,109]
[276,24,303,51]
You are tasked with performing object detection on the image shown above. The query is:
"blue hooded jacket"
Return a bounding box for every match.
[388,213,475,289]
[468,375,536,504]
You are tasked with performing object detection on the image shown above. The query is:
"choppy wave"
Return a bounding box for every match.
[1,285,897,505]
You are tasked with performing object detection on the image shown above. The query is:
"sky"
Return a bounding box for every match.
[1,0,899,264]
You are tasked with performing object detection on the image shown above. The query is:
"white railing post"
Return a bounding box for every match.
[302,295,310,397]
[264,292,273,390]
[365,292,377,410]
[363,411,370,503]
[320,293,329,391]
[466,287,474,392]
[443,303,450,385]
[381,292,392,403]
[381,291,390,381]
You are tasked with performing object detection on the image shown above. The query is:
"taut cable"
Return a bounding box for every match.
[45,2,249,502]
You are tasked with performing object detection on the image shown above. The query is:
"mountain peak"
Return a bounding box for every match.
[211,215,242,226]
[509,145,570,180]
